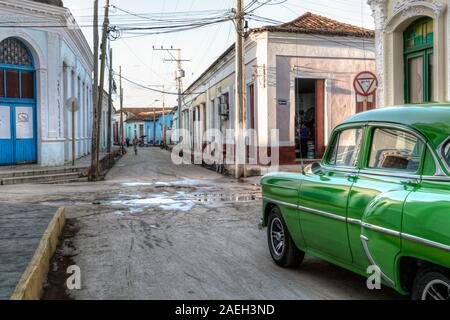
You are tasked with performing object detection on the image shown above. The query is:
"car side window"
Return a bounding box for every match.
[327,128,363,167]
[368,128,424,173]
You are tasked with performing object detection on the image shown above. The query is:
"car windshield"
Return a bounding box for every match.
[444,139,450,167]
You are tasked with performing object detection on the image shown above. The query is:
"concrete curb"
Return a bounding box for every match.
[10,207,66,300]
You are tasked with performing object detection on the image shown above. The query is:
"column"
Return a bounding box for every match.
[85,84,88,154]
[368,0,387,108]
[69,69,75,161]
[76,74,81,158]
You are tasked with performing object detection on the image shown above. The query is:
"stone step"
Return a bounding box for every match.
[0,167,87,179]
[0,172,84,185]
[43,177,90,185]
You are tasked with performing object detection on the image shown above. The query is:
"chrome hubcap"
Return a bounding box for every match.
[270,217,285,256]
[422,279,450,300]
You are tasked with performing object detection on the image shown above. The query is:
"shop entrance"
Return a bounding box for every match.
[295,78,325,160]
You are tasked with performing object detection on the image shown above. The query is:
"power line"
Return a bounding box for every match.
[118,73,205,96]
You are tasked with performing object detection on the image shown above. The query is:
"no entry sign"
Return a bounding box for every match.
[353,71,378,96]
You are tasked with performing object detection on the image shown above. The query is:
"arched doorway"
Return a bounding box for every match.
[404,18,434,103]
[0,38,37,165]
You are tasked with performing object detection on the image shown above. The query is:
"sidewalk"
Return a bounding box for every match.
[0,203,57,299]
[0,150,115,174]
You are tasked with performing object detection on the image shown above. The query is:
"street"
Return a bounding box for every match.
[0,147,402,300]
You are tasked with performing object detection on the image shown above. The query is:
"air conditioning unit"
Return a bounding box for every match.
[220,103,229,119]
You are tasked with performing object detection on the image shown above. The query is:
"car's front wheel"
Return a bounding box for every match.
[412,267,450,300]
[267,206,304,268]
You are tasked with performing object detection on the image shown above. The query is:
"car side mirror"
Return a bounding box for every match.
[311,162,324,175]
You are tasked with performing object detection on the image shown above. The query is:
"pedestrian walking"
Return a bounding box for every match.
[133,136,139,156]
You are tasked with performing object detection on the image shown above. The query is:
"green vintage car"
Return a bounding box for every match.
[261,105,450,300]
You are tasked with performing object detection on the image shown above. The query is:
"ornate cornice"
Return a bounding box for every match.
[393,0,446,17]
[384,0,447,33]
[0,0,93,70]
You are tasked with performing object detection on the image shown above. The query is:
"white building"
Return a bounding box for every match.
[183,13,375,168]
[368,0,449,107]
[0,0,93,166]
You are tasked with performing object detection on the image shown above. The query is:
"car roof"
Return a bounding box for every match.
[340,104,450,148]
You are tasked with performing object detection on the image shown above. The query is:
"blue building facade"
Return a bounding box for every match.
[144,112,174,145]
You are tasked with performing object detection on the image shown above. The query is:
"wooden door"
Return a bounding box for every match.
[315,79,325,159]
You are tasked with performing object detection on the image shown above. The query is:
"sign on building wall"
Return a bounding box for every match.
[0,106,11,139]
[353,71,378,97]
[15,106,33,139]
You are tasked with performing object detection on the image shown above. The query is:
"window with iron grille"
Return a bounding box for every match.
[0,38,33,67]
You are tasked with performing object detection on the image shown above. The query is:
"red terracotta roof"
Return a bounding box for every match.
[252,12,374,38]
[124,108,173,122]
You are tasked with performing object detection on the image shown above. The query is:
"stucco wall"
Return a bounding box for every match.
[369,0,449,107]
[268,33,375,146]
[183,30,375,152]
[0,0,93,166]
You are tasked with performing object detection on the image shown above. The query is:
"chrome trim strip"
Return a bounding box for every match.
[361,222,401,237]
[358,169,421,179]
[263,197,298,209]
[347,218,362,226]
[263,198,450,253]
[402,233,450,252]
[321,165,358,174]
[298,205,347,222]
[421,176,450,182]
[360,235,395,287]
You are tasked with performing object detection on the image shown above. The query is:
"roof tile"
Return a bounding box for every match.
[253,12,374,38]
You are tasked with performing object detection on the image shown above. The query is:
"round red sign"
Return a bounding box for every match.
[353,71,378,97]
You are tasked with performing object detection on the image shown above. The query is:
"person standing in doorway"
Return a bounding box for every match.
[300,123,311,159]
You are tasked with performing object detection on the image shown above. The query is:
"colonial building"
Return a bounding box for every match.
[0,0,93,166]
[182,12,375,167]
[368,0,449,107]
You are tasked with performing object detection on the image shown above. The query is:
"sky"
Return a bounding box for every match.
[63,0,374,108]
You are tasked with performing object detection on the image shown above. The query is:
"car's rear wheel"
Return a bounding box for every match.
[267,206,304,268]
[411,267,450,300]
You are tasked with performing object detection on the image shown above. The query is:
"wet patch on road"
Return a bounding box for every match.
[41,219,79,300]
[102,191,261,216]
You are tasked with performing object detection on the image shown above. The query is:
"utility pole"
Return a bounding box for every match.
[90,0,99,181]
[93,0,110,179]
[119,66,124,155]
[153,47,189,143]
[162,85,166,147]
[107,46,113,155]
[234,0,245,179]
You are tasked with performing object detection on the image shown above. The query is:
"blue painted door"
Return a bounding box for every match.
[0,38,37,165]
[0,103,36,165]
[0,105,14,164]
[14,104,36,163]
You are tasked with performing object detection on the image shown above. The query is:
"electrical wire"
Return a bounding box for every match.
[118,72,205,96]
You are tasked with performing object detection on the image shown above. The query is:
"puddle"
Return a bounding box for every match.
[121,182,154,187]
[121,179,209,188]
[106,191,261,216]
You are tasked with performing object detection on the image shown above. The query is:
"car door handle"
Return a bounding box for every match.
[400,178,419,187]
[347,173,358,181]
